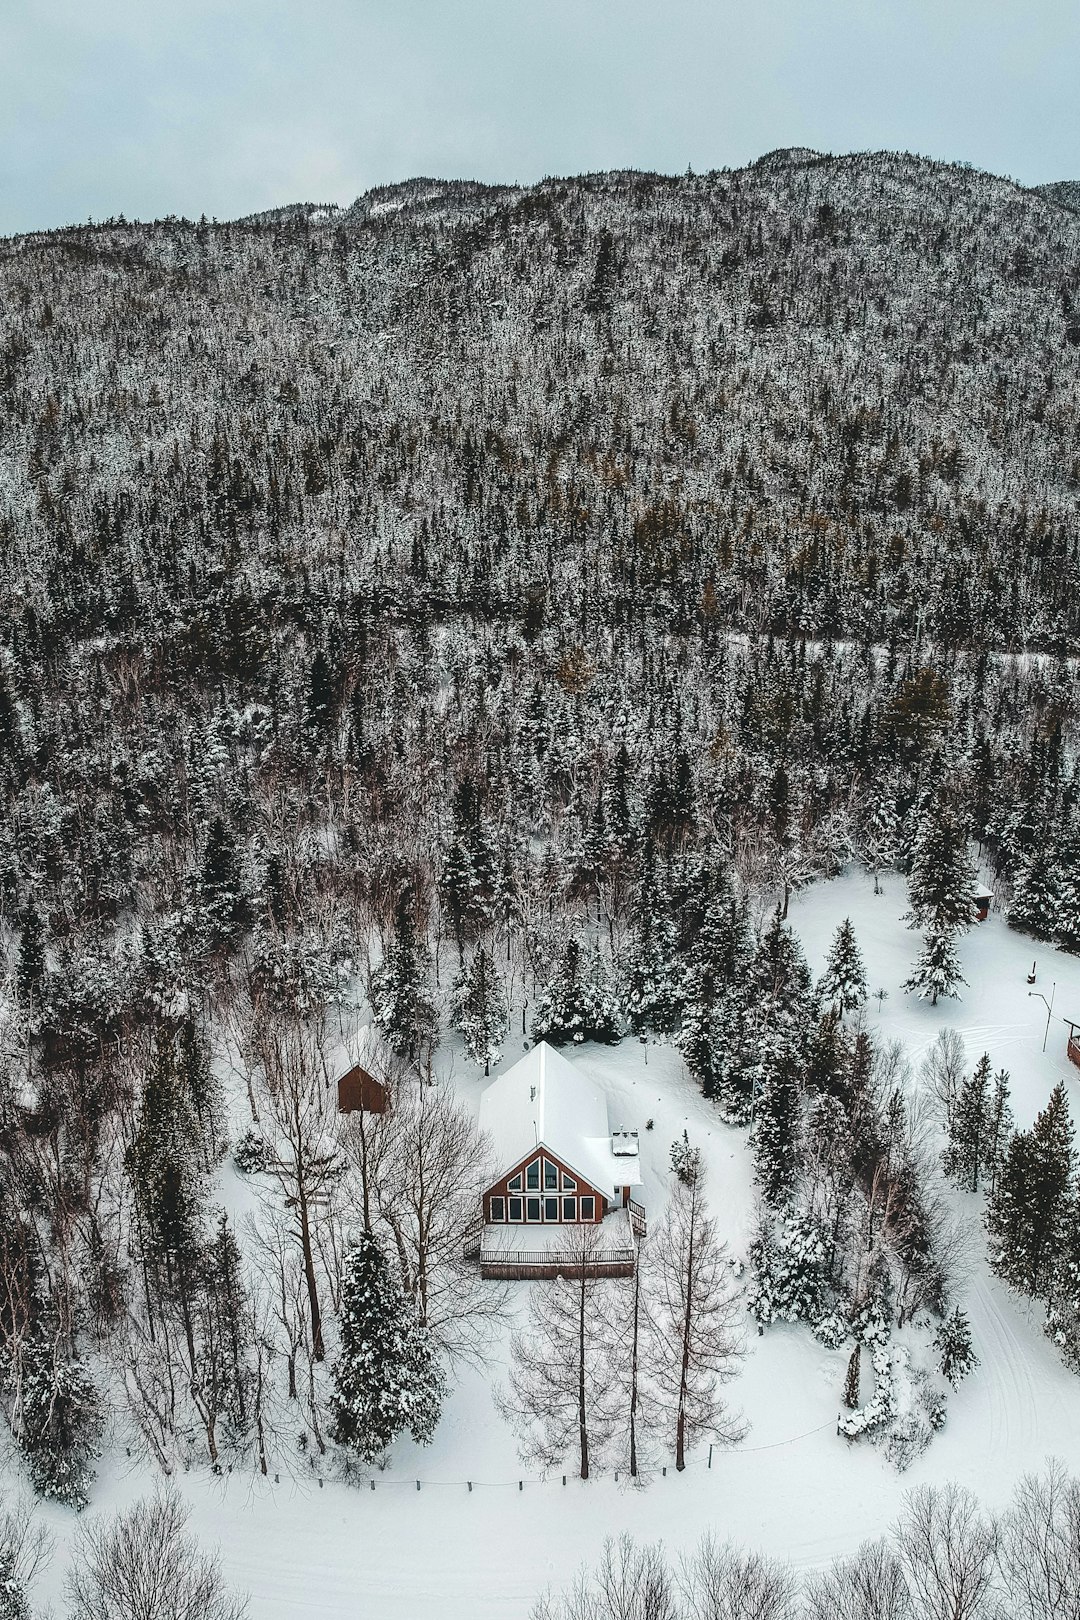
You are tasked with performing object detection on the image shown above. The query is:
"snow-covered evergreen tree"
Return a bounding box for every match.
[987,1083,1075,1299]
[1008,838,1059,941]
[370,889,438,1063]
[903,926,966,1006]
[935,1307,978,1387]
[532,936,620,1045]
[942,1053,991,1192]
[905,793,978,935]
[16,1334,102,1506]
[748,1211,829,1326]
[451,943,507,1075]
[331,1232,445,1463]
[817,918,867,1016]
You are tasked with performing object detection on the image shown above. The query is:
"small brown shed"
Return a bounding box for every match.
[337,1063,389,1115]
[336,1026,391,1115]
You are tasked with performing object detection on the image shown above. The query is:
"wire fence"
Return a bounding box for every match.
[286,1419,836,1494]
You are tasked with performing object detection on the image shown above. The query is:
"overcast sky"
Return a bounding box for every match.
[2,0,1077,234]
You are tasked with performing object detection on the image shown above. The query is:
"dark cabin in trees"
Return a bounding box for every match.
[470,1042,645,1279]
[973,886,993,923]
[336,1026,390,1115]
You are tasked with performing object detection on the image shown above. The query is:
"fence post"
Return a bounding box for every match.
[468,1481,472,1492]
[708,1444,713,1469]
[518,1480,523,1491]
[416,1480,421,1491]
[370,1479,375,1491]
[662,1466,667,1477]
[562,1475,567,1486]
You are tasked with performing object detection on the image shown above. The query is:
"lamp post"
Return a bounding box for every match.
[1028,982,1057,1054]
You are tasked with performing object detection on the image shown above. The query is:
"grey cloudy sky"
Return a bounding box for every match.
[2,0,1077,234]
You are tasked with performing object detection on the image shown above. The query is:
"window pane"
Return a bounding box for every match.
[489,1197,505,1222]
[509,1198,523,1221]
[562,1197,577,1221]
[581,1196,594,1220]
[526,1159,540,1190]
[543,1160,559,1190]
[562,1173,577,1191]
[508,1173,522,1192]
[544,1197,559,1221]
[526,1198,541,1221]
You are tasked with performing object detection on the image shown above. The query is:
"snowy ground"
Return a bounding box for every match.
[23,869,1080,1617]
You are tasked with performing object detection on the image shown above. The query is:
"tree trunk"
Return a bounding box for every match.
[578,1269,589,1480]
[296,1184,325,1360]
[676,1194,696,1471]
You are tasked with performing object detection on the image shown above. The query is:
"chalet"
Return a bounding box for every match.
[336,1025,391,1116]
[973,886,993,923]
[469,1041,645,1280]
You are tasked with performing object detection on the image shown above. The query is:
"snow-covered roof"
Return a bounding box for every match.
[478,1042,642,1195]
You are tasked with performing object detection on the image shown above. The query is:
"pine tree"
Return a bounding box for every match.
[1054,815,1080,955]
[987,1083,1075,1299]
[983,1070,1014,1195]
[532,935,620,1046]
[178,1013,226,1170]
[679,886,753,1094]
[752,1038,802,1209]
[199,814,249,951]
[935,1307,978,1387]
[905,792,978,935]
[451,943,506,1075]
[16,1332,102,1506]
[903,926,966,1006]
[370,889,438,1062]
[816,918,867,1016]
[943,1054,991,1192]
[1008,838,1059,941]
[331,1233,445,1462]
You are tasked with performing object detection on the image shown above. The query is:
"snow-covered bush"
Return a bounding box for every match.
[233,1126,269,1175]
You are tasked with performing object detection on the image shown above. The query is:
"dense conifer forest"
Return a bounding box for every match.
[2,147,1080,1541]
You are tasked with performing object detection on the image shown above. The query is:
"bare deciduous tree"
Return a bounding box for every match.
[374,1076,506,1364]
[680,1536,799,1620]
[802,1539,914,1620]
[894,1483,999,1620]
[531,1533,678,1620]
[66,1490,247,1620]
[996,1459,1080,1620]
[646,1175,744,1471]
[502,1224,624,1480]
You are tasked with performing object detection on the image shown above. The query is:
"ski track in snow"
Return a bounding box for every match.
[22,869,1080,1617]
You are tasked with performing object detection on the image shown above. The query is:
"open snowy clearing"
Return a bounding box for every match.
[23,868,1080,1618]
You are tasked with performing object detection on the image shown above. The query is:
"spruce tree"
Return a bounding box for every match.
[752,1040,802,1209]
[178,1013,226,1170]
[905,793,978,935]
[1008,839,1059,941]
[451,943,506,1075]
[903,926,966,1006]
[370,889,438,1062]
[17,1332,102,1506]
[532,936,620,1045]
[199,815,249,951]
[935,1307,978,1387]
[987,1083,1075,1299]
[943,1054,991,1192]
[816,918,867,1016]
[331,1233,444,1462]
[983,1070,1015,1194]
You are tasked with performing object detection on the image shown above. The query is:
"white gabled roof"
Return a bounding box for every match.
[479,1042,641,1195]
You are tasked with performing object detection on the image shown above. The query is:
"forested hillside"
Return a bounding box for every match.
[2,149,1080,1525]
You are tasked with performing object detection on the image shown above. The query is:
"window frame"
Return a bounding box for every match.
[489,1196,505,1222]
[580,1195,595,1221]
[508,1196,523,1222]
[562,1196,577,1222]
[525,1196,542,1222]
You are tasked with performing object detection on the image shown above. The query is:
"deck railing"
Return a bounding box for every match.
[628,1198,647,1237]
[480,1247,635,1268]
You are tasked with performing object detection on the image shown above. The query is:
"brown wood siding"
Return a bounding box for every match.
[337,1065,389,1115]
[483,1146,604,1223]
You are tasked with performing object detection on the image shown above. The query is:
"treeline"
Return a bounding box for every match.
[532,1463,1080,1620]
